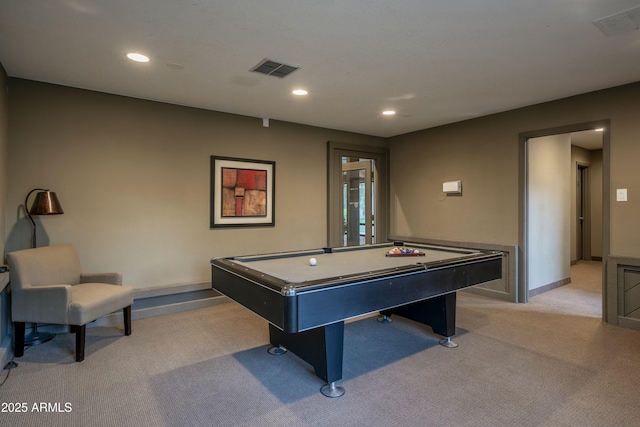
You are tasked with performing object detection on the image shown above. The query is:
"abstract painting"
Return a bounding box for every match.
[211,156,275,227]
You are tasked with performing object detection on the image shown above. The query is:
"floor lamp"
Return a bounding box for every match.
[24,188,64,345]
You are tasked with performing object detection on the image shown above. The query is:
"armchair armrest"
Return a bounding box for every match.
[80,272,122,285]
[12,284,73,324]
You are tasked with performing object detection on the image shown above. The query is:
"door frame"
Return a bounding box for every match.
[519,121,610,319]
[327,141,389,248]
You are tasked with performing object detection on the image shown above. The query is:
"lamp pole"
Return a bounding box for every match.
[23,188,64,345]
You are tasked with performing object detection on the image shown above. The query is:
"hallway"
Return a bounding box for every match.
[530,261,602,318]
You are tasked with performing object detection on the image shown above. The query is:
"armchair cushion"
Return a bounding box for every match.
[68,283,133,325]
[81,272,122,285]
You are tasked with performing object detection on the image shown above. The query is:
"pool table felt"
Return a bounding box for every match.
[230,244,479,284]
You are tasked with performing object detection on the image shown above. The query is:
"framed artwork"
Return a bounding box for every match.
[210,156,275,228]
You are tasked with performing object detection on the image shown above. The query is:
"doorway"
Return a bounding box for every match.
[520,122,609,321]
[327,141,389,248]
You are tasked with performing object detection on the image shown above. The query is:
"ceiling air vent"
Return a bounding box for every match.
[593,5,640,37]
[251,59,299,78]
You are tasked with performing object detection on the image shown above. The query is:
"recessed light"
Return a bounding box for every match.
[292,89,308,96]
[127,53,149,63]
[595,128,604,132]
[382,110,396,116]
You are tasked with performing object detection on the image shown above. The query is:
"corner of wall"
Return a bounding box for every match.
[0,63,7,261]
[0,63,9,365]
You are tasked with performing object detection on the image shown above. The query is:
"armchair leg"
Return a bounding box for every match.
[14,322,26,357]
[72,324,86,362]
[123,306,132,336]
[69,307,129,362]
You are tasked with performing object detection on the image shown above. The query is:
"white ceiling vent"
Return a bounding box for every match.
[251,59,299,78]
[593,5,640,37]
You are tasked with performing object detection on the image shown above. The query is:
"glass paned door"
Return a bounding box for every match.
[342,159,374,246]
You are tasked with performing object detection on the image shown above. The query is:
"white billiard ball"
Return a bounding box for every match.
[309,257,317,266]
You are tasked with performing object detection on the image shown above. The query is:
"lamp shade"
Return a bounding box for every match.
[29,191,64,215]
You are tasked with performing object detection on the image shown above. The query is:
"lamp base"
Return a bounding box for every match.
[24,324,55,346]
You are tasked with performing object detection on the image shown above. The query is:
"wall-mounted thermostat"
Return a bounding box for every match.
[616,188,627,202]
[443,180,462,194]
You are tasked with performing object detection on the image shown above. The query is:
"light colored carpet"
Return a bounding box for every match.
[2,261,639,427]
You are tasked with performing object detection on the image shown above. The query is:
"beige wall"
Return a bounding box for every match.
[389,114,520,245]
[589,149,603,258]
[389,82,640,262]
[0,65,7,260]
[5,79,386,288]
[528,134,571,291]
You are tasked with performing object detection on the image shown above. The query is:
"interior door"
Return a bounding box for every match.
[342,160,373,246]
[577,165,584,261]
[576,164,591,261]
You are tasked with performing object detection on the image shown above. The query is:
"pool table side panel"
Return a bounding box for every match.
[211,262,293,331]
[295,256,502,331]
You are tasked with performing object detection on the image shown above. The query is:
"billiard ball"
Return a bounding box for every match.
[309,257,317,266]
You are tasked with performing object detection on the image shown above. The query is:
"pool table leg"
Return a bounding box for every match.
[268,322,346,397]
[380,292,459,347]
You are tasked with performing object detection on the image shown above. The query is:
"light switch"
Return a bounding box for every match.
[616,189,627,202]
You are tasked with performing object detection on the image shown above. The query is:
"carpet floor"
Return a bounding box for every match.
[1,261,639,427]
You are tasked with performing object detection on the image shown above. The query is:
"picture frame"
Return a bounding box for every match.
[210,156,275,228]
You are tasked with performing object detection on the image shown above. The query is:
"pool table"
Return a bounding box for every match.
[210,241,502,397]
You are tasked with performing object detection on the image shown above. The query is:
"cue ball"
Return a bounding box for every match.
[309,257,317,266]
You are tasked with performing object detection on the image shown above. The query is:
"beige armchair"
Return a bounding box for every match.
[7,244,133,361]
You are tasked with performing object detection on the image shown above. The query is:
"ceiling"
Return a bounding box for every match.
[571,130,604,150]
[1,1,640,138]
